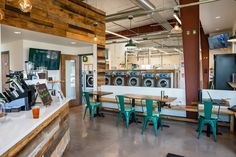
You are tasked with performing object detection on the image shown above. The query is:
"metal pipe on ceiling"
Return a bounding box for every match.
[130,0,173,30]
[105,0,221,23]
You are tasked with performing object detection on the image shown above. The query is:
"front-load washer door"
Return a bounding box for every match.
[144,79,154,87]
[158,79,169,88]
[129,77,139,86]
[86,75,94,87]
[114,77,124,86]
[105,77,110,85]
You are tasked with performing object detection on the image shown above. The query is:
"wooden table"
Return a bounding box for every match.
[88,91,113,117]
[228,82,236,90]
[123,94,177,103]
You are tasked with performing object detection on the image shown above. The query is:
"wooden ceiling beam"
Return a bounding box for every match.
[106,19,176,40]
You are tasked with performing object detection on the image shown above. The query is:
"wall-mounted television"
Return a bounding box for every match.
[29,48,61,70]
[208,33,230,50]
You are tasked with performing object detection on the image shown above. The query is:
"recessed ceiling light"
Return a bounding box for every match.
[70,41,76,44]
[216,28,220,31]
[14,31,21,34]
[215,16,221,19]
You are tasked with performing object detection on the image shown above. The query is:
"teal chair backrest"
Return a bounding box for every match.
[203,101,214,120]
[116,95,125,112]
[83,92,91,107]
[146,99,154,117]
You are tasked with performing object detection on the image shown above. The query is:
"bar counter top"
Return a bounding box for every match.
[0,98,70,156]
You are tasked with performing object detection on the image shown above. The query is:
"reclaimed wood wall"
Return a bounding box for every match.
[0,0,106,86]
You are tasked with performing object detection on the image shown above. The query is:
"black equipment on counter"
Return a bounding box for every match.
[3,71,37,111]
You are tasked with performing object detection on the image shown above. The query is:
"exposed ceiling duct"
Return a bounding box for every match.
[130,0,173,30]
[105,0,221,23]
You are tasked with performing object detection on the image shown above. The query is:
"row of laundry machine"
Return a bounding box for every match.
[105,71,174,88]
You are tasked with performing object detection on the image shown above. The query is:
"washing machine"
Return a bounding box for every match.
[105,72,111,85]
[85,71,94,89]
[142,73,155,87]
[127,71,141,86]
[156,73,173,88]
[113,71,126,86]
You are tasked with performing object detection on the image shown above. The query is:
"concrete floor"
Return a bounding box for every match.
[63,106,236,157]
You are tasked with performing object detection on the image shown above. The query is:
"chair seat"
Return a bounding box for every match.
[144,111,160,117]
[199,112,218,120]
[119,106,135,112]
[87,102,100,107]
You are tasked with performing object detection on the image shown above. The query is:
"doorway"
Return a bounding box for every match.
[1,51,10,91]
[61,54,81,107]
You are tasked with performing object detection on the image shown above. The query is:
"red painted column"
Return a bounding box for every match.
[180,0,200,119]
[200,26,210,89]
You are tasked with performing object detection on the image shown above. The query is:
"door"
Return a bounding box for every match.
[61,54,81,107]
[1,51,10,91]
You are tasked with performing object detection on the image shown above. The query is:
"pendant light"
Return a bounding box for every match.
[93,21,98,41]
[171,23,182,34]
[228,32,236,42]
[125,15,137,49]
[18,0,32,13]
[0,9,4,20]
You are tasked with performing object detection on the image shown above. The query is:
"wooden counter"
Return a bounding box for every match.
[0,99,70,157]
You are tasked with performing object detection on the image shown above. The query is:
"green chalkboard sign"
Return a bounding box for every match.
[35,83,52,106]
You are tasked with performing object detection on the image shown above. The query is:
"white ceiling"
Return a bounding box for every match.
[200,0,236,34]
[1,25,92,47]
[86,0,177,32]
[86,0,236,34]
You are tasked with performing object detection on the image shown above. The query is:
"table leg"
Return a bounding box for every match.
[129,98,142,124]
[230,115,235,133]
[94,95,105,117]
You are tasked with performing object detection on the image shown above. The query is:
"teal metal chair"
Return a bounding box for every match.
[197,101,220,142]
[116,95,137,128]
[83,92,100,121]
[141,99,160,136]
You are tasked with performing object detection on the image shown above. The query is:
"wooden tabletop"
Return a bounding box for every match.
[48,80,65,84]
[228,82,236,89]
[202,98,230,106]
[123,93,177,103]
[89,91,113,96]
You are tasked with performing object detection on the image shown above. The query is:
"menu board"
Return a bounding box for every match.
[35,83,52,106]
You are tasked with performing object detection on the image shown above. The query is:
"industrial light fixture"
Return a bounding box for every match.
[70,41,76,44]
[171,23,182,34]
[93,21,98,42]
[125,15,137,49]
[94,35,97,41]
[228,32,236,43]
[14,31,22,34]
[0,9,4,20]
[18,0,32,13]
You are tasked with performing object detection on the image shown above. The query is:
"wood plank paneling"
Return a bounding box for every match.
[0,0,106,87]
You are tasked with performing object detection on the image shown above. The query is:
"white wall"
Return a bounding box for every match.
[22,40,89,80]
[106,43,181,70]
[106,43,126,69]
[128,54,181,69]
[1,40,23,71]
[1,39,94,81]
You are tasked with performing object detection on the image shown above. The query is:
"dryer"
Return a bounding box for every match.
[142,73,155,87]
[105,72,111,85]
[86,72,94,88]
[113,71,126,86]
[127,71,141,86]
[156,73,173,88]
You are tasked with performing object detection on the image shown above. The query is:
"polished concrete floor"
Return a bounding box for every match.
[63,106,236,157]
